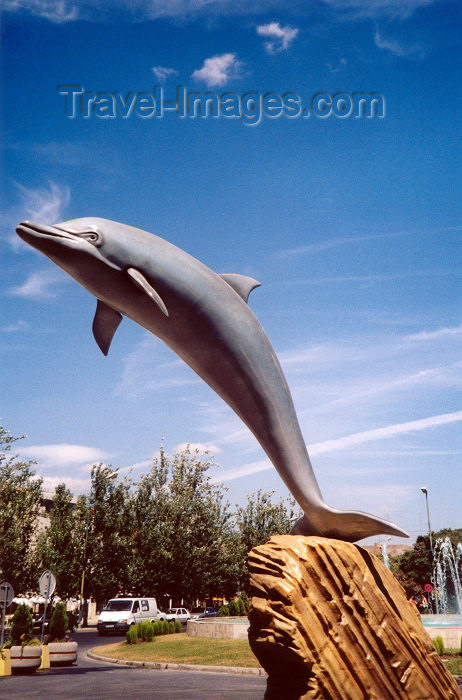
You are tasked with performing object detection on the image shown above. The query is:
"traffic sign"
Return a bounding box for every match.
[424,583,433,593]
[0,580,14,608]
[39,570,56,600]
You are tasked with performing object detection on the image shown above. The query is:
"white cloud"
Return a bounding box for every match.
[20,443,110,468]
[40,475,92,493]
[213,459,271,483]
[4,0,285,23]
[374,30,424,58]
[191,53,243,88]
[9,270,64,299]
[326,57,347,74]
[4,0,79,22]
[256,22,299,54]
[216,411,462,482]
[404,325,462,342]
[152,65,179,82]
[17,181,70,224]
[2,320,29,332]
[173,442,222,455]
[4,0,437,23]
[115,334,200,398]
[308,410,462,455]
[320,0,435,20]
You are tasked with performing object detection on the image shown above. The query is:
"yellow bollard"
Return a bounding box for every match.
[38,644,50,670]
[0,648,12,676]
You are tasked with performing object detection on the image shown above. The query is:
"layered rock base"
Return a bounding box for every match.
[248,536,460,699]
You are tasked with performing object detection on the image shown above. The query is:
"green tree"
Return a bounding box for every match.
[83,464,133,606]
[0,425,42,591]
[393,528,462,595]
[393,537,433,590]
[48,601,69,641]
[36,484,83,599]
[9,603,34,645]
[234,489,299,588]
[130,446,238,604]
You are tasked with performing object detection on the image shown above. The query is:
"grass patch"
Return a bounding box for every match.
[93,633,261,668]
[442,650,462,675]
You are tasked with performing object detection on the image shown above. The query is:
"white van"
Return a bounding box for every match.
[97,597,160,635]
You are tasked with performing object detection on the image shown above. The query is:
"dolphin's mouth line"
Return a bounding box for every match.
[17,220,123,272]
[16,221,78,241]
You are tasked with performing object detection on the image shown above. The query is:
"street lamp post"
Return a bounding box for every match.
[421,486,437,614]
[420,487,433,555]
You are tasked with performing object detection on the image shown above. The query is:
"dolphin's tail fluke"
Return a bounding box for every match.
[290,508,409,543]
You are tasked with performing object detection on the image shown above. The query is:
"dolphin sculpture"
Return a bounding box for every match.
[16,217,408,542]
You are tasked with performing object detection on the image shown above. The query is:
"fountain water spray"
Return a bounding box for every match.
[433,537,462,615]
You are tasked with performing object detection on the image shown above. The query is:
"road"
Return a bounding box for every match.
[0,628,267,699]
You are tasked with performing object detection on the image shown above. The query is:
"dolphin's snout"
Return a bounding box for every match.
[16,221,76,240]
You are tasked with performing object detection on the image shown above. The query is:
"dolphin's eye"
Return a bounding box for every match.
[80,231,101,245]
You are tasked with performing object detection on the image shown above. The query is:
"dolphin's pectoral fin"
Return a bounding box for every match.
[219,274,261,303]
[92,300,123,356]
[127,267,169,317]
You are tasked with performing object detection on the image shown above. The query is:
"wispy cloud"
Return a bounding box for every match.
[115,334,201,399]
[320,0,435,20]
[4,0,79,22]
[173,442,222,455]
[326,57,347,73]
[374,30,424,58]
[213,459,271,483]
[4,0,437,23]
[256,22,299,54]
[1,320,29,332]
[152,65,179,82]
[40,475,93,493]
[277,225,462,259]
[16,181,70,224]
[9,270,64,299]
[404,325,462,342]
[217,410,462,482]
[275,231,402,258]
[20,443,110,468]
[191,53,243,88]
[309,410,462,455]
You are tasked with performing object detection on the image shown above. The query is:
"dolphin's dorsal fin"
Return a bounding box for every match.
[219,274,261,303]
[127,267,169,317]
[93,300,123,356]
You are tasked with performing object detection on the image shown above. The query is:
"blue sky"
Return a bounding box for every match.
[1,0,461,544]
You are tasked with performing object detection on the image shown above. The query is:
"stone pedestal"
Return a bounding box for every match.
[248,536,460,699]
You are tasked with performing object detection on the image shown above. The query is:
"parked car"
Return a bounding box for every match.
[97,597,160,635]
[165,607,191,623]
[198,607,218,618]
[189,607,203,620]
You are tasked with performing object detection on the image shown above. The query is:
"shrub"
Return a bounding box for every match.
[228,599,239,616]
[48,602,69,641]
[433,636,444,655]
[240,591,250,613]
[136,622,144,639]
[174,620,181,633]
[237,597,246,616]
[168,621,175,634]
[218,605,229,617]
[161,620,169,635]
[10,604,34,646]
[126,625,138,644]
[143,622,154,642]
[153,621,161,636]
